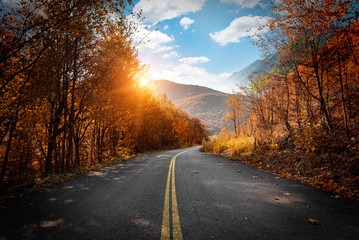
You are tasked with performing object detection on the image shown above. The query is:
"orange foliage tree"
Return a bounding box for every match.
[229,0,359,150]
[0,0,208,187]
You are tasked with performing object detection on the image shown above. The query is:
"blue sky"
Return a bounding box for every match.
[2,0,275,92]
[130,0,276,92]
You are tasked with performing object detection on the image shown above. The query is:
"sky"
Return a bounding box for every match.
[2,0,275,93]
[130,0,277,92]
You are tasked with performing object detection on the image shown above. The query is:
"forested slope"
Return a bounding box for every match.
[154,80,230,134]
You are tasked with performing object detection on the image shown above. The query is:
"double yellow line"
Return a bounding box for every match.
[161,150,187,240]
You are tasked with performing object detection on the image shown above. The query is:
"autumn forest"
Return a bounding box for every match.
[1,0,359,200]
[204,0,359,199]
[0,0,208,193]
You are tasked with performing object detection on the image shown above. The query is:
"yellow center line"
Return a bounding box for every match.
[171,155,183,240]
[160,160,172,240]
[161,150,188,240]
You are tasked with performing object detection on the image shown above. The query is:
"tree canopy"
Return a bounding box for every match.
[0,0,208,188]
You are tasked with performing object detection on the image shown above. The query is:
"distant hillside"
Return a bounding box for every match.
[174,93,229,134]
[154,80,223,101]
[152,58,273,133]
[225,59,265,86]
[153,80,230,134]
[209,59,273,93]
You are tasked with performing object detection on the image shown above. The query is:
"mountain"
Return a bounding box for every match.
[152,58,272,133]
[209,59,272,93]
[153,80,223,101]
[153,80,230,134]
[225,59,265,86]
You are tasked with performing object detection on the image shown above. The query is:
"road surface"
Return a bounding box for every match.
[1,146,358,239]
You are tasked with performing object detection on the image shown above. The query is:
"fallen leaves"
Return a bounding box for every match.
[216,149,359,200]
[273,193,291,201]
[281,172,293,180]
[347,192,354,199]
[323,180,335,191]
[307,218,320,225]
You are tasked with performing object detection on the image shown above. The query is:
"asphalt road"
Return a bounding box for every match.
[1,146,358,239]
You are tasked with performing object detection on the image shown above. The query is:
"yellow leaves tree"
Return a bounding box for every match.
[225,93,246,135]
[1,0,208,186]
[239,0,359,151]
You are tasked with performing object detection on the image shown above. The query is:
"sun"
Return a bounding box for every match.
[139,78,150,87]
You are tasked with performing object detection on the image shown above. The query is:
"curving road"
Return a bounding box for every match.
[1,146,358,239]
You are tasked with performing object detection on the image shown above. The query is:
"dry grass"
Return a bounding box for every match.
[202,128,255,156]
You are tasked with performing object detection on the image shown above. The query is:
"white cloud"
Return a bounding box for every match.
[219,72,232,79]
[150,63,229,87]
[180,17,195,30]
[209,15,270,46]
[162,51,180,59]
[179,56,210,64]
[128,14,174,52]
[144,30,174,50]
[220,0,261,8]
[133,0,206,23]
[164,25,169,30]
[133,26,174,51]
[152,45,174,53]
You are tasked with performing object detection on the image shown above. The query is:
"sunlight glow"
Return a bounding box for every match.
[139,78,150,87]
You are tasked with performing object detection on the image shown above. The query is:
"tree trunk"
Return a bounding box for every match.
[0,112,19,184]
[336,34,350,137]
[311,40,333,130]
[45,101,64,176]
